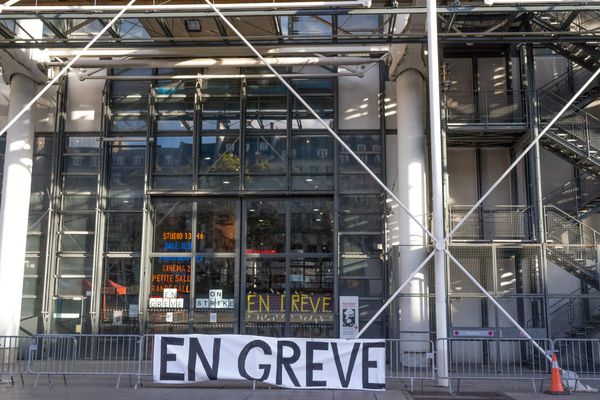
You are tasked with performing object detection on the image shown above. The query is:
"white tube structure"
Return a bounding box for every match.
[0,73,36,337]
[0,1,371,13]
[0,0,138,138]
[485,0,599,4]
[426,0,449,387]
[49,57,375,69]
[203,0,436,242]
[81,72,363,80]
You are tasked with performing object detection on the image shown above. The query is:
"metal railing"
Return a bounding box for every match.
[545,206,600,245]
[386,339,435,391]
[554,338,600,383]
[539,66,594,103]
[444,90,527,125]
[1,333,598,392]
[27,334,140,388]
[543,173,600,218]
[449,205,533,242]
[538,91,600,156]
[549,290,600,338]
[0,336,31,385]
[437,337,553,394]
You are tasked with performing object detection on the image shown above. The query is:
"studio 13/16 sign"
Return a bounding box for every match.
[153,334,385,390]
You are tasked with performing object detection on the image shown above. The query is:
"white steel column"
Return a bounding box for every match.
[0,72,36,336]
[426,0,449,386]
[395,69,429,340]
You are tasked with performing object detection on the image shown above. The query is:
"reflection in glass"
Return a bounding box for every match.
[245,258,286,337]
[246,200,285,253]
[196,200,236,252]
[199,135,240,189]
[99,258,140,333]
[291,200,333,253]
[153,200,193,252]
[107,141,145,209]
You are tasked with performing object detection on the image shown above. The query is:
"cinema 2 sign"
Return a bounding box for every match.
[153,334,385,390]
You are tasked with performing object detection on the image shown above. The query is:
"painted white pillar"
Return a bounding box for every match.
[0,73,36,336]
[395,69,429,340]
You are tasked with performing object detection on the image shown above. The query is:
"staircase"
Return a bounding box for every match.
[545,207,600,290]
[548,288,600,338]
[532,11,600,108]
[538,90,600,177]
[544,172,600,220]
[545,207,600,338]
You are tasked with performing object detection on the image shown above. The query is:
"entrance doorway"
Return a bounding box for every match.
[147,197,334,337]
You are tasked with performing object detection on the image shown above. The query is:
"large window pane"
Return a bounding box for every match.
[198,135,240,190]
[291,199,333,253]
[153,200,193,252]
[106,213,142,252]
[245,258,286,337]
[100,258,140,332]
[196,199,237,253]
[107,141,145,209]
[246,200,285,253]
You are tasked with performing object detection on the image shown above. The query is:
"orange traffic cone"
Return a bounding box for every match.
[545,353,570,395]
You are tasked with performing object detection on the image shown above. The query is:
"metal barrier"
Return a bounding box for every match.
[437,337,553,393]
[136,334,154,388]
[554,338,600,385]
[0,336,32,385]
[386,339,435,391]
[27,334,140,388]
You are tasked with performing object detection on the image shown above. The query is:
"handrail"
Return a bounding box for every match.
[539,90,600,126]
[545,205,600,240]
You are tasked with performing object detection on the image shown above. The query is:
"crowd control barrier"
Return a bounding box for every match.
[385,339,435,391]
[437,337,553,393]
[1,333,598,392]
[27,334,140,388]
[0,336,31,385]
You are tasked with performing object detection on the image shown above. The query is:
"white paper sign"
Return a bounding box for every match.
[339,296,359,339]
[153,334,385,390]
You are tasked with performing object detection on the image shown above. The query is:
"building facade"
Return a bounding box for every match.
[0,1,599,344]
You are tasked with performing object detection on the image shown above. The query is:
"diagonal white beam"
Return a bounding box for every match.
[445,249,552,362]
[358,250,436,337]
[204,0,436,242]
[0,0,138,138]
[446,65,600,242]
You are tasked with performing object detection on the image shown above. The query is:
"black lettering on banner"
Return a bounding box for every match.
[276,340,301,387]
[159,336,185,381]
[188,337,221,381]
[361,342,385,390]
[237,340,272,381]
[306,342,328,387]
[331,342,360,388]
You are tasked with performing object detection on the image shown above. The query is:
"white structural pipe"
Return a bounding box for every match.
[49,56,375,69]
[0,0,137,138]
[0,0,21,11]
[485,0,599,4]
[81,72,363,80]
[426,0,449,386]
[0,73,36,337]
[394,69,430,341]
[0,1,371,13]
[446,64,600,242]
[203,0,436,242]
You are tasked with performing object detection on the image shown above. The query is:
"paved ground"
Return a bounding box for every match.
[1,375,599,400]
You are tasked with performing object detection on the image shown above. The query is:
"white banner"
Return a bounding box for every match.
[153,334,385,390]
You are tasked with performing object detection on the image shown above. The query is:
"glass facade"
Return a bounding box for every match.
[17,69,387,338]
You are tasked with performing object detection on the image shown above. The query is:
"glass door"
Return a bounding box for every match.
[147,197,239,333]
[243,198,334,337]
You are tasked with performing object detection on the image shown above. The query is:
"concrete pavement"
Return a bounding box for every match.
[1,375,599,400]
